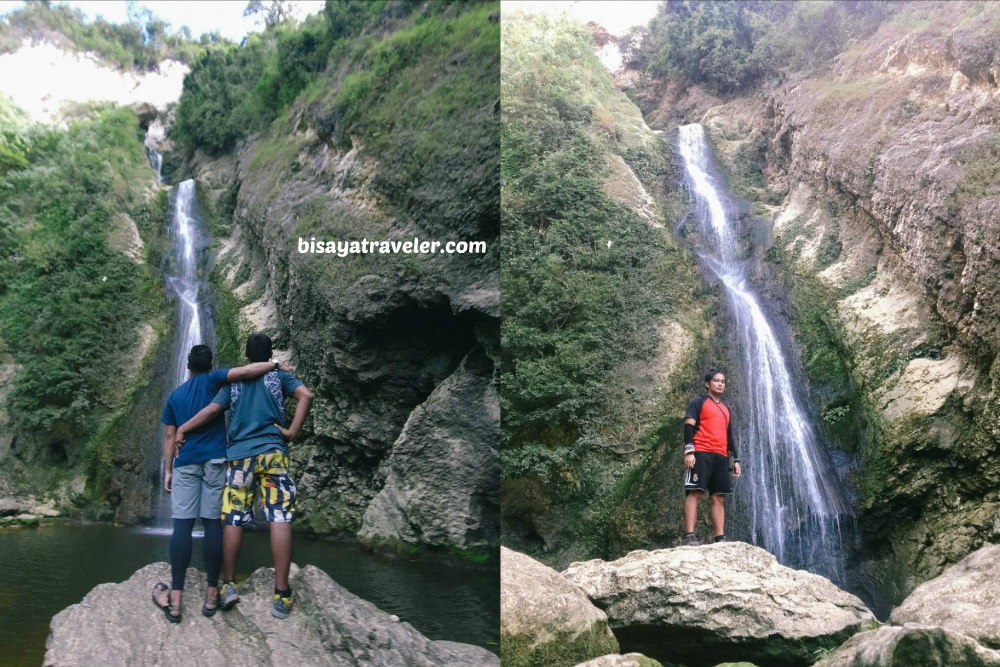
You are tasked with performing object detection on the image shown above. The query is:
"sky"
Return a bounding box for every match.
[503,1,660,37]
[0,0,327,42]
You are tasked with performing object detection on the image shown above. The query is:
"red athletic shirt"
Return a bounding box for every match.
[685,395,732,457]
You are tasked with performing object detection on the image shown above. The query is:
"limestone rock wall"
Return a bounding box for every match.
[181,58,499,558]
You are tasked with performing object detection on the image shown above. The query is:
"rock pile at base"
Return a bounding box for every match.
[43,562,497,667]
[0,497,60,526]
[563,542,875,667]
[501,546,619,667]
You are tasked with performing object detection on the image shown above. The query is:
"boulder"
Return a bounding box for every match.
[572,654,662,667]
[889,544,1000,649]
[0,498,21,516]
[563,542,875,667]
[358,348,499,554]
[814,623,1000,667]
[501,547,619,667]
[43,562,497,667]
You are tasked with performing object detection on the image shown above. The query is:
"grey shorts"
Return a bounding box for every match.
[172,458,226,519]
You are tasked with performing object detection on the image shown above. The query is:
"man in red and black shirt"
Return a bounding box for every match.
[682,368,741,546]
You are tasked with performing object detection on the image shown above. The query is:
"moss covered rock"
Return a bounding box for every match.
[501,547,619,667]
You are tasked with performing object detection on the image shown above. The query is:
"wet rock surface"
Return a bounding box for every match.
[563,542,875,667]
[43,562,497,667]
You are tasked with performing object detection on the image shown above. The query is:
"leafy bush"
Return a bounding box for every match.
[501,14,693,475]
[173,2,432,155]
[0,102,162,465]
[638,1,900,92]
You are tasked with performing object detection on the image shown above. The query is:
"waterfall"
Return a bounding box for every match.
[150,179,215,529]
[168,180,208,390]
[677,124,852,584]
[148,149,163,183]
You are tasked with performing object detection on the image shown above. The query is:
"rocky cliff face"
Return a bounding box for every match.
[176,9,500,558]
[622,1,1000,604]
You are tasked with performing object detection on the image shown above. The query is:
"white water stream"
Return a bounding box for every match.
[147,163,214,530]
[678,124,852,583]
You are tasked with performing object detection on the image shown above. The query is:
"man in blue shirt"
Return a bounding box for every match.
[175,333,313,620]
[152,344,287,623]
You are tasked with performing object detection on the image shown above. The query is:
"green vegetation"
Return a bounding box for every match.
[500,623,619,667]
[953,131,1000,207]
[212,270,248,369]
[0,97,165,479]
[0,1,205,69]
[637,1,899,93]
[501,13,708,562]
[814,227,843,270]
[175,0,501,175]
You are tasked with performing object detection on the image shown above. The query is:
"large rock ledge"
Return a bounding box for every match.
[43,562,497,667]
[563,542,875,667]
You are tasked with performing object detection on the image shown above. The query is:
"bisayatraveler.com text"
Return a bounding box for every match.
[297,237,487,257]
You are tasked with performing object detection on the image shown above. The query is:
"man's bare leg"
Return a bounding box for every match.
[270,522,292,591]
[222,525,243,582]
[685,490,702,533]
[711,494,726,537]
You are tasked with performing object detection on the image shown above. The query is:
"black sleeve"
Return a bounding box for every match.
[684,396,704,422]
[728,419,738,462]
[683,397,703,454]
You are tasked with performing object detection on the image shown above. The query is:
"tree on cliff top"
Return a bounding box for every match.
[639,0,898,93]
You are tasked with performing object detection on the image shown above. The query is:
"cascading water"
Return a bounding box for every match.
[149,178,215,528]
[148,149,163,183]
[678,124,853,584]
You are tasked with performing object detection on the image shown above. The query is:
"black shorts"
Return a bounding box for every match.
[684,451,732,496]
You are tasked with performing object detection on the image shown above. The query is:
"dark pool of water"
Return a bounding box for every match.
[0,524,499,667]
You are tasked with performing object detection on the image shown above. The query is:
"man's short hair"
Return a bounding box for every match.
[245,333,272,362]
[704,368,725,383]
[188,345,213,372]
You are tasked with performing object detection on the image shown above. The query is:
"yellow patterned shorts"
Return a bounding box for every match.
[222,450,296,525]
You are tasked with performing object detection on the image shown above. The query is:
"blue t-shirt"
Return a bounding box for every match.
[212,370,303,461]
[161,368,231,467]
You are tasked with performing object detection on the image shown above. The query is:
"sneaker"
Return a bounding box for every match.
[271,592,293,619]
[219,581,240,610]
[714,535,728,543]
[683,532,700,546]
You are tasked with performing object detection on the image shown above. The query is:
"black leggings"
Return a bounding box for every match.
[170,517,222,591]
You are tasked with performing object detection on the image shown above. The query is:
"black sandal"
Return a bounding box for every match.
[202,592,219,617]
[152,582,181,624]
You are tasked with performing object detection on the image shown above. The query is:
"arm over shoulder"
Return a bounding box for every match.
[212,385,232,409]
